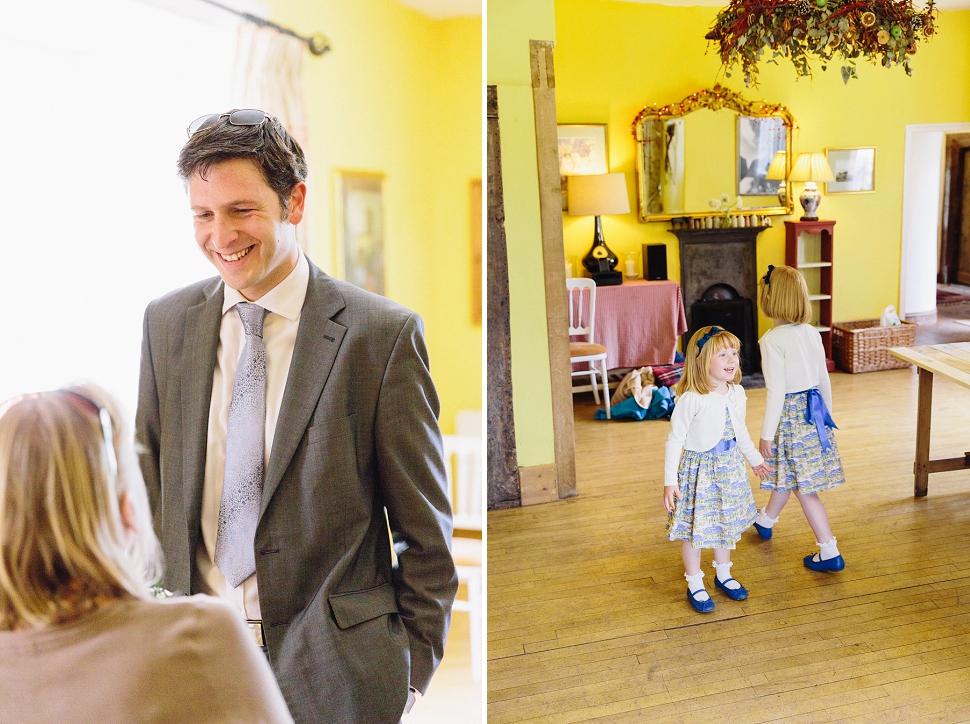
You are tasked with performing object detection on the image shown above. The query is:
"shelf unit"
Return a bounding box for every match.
[785,220,835,367]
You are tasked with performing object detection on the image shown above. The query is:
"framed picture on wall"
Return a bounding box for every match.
[557,124,608,211]
[825,147,876,194]
[335,170,385,295]
[737,116,787,197]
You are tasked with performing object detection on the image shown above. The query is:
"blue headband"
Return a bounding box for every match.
[763,264,775,285]
[696,326,722,355]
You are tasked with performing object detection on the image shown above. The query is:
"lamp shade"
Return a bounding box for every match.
[787,152,834,183]
[567,173,631,217]
[765,151,787,181]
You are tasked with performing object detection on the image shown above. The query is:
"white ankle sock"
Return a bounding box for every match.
[685,571,710,601]
[712,561,740,590]
[816,537,840,561]
[756,509,779,528]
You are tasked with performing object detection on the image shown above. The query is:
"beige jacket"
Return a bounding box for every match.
[0,595,293,724]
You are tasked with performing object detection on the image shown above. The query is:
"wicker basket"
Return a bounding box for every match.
[832,319,917,373]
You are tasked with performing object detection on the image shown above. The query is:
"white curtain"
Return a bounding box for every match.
[230,24,312,251]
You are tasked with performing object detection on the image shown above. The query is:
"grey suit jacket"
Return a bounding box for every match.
[136,259,458,724]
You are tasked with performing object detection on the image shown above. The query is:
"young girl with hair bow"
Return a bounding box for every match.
[664,326,772,613]
[753,264,847,573]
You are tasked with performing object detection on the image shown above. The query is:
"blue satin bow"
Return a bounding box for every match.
[763,264,775,285]
[696,326,722,354]
[805,388,838,451]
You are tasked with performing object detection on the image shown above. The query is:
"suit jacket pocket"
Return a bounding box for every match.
[307,412,356,447]
[329,582,399,629]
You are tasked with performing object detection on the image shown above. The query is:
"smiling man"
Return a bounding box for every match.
[135,110,457,724]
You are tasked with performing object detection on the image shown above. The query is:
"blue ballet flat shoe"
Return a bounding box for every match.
[752,521,773,540]
[686,587,715,613]
[714,577,749,600]
[803,554,845,572]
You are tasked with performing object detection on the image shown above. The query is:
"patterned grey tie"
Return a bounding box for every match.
[215,302,268,588]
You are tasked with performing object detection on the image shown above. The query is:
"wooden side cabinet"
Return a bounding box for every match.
[785,220,835,367]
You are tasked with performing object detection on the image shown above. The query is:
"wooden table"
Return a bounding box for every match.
[889,343,970,496]
[573,279,687,371]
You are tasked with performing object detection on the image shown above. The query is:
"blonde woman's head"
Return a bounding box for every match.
[677,326,743,395]
[759,264,812,324]
[0,384,161,629]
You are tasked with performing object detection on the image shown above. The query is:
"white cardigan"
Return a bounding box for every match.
[759,323,833,441]
[664,384,765,487]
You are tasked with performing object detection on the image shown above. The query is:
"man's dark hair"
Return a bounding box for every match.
[177,112,308,216]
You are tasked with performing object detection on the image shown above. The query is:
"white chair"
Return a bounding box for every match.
[567,278,611,419]
[442,433,483,682]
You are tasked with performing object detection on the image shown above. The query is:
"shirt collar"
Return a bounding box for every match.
[221,253,310,322]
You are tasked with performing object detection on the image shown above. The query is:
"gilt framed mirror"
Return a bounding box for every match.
[632,86,796,222]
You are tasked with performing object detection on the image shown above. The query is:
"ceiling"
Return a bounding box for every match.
[395,0,481,19]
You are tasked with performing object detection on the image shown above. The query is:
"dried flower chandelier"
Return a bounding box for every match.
[706,0,937,86]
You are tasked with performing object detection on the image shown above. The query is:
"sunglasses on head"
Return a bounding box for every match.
[186,109,273,137]
[59,390,119,479]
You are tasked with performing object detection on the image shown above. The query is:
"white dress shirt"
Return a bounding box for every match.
[195,254,309,620]
[664,385,764,487]
[759,322,833,441]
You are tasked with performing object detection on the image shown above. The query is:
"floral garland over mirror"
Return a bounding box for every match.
[706,0,937,86]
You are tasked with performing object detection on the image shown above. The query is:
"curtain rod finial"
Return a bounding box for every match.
[309,34,331,55]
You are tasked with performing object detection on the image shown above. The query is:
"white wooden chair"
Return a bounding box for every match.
[567,278,611,419]
[442,433,483,681]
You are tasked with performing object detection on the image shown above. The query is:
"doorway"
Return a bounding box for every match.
[940,133,970,286]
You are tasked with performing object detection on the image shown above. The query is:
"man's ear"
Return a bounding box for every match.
[286,182,307,225]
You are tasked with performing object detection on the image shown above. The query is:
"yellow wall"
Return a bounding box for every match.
[555,0,970,336]
[266,1,482,433]
[487,0,558,468]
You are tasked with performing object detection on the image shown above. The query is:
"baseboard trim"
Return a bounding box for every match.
[904,309,937,325]
[518,464,558,506]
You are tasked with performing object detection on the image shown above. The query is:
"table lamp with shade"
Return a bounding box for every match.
[568,172,630,286]
[765,150,787,206]
[788,151,835,221]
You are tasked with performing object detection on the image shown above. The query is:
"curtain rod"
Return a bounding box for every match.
[197,0,331,55]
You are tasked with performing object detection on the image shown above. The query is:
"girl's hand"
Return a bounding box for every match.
[752,462,773,480]
[663,486,681,513]
[759,438,774,459]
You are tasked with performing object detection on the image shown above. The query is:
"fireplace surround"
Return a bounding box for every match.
[669,226,768,374]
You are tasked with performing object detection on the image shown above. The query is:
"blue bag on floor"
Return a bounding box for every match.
[595,387,675,421]
[646,385,675,419]
[594,396,648,421]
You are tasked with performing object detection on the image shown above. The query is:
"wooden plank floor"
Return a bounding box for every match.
[487,367,970,723]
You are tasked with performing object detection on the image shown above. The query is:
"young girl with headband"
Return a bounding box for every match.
[664,326,771,613]
[753,264,847,572]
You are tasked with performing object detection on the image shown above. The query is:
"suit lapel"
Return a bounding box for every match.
[182,279,224,537]
[262,262,347,514]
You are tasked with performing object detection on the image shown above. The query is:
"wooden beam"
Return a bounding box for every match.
[486,85,521,509]
[530,39,577,501]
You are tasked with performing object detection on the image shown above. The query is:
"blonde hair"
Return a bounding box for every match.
[0,384,162,630]
[759,265,812,324]
[676,326,743,396]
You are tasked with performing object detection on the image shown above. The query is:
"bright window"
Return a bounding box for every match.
[0,0,245,414]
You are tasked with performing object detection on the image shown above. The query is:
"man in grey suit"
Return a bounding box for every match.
[136,109,458,724]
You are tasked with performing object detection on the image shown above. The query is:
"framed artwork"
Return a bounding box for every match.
[737,116,787,197]
[557,124,608,211]
[335,171,385,295]
[470,179,482,326]
[826,147,876,194]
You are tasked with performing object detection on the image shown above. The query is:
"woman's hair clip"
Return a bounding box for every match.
[696,326,722,355]
[763,264,775,285]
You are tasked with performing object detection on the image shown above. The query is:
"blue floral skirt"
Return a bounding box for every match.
[761,390,846,494]
[666,416,757,549]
